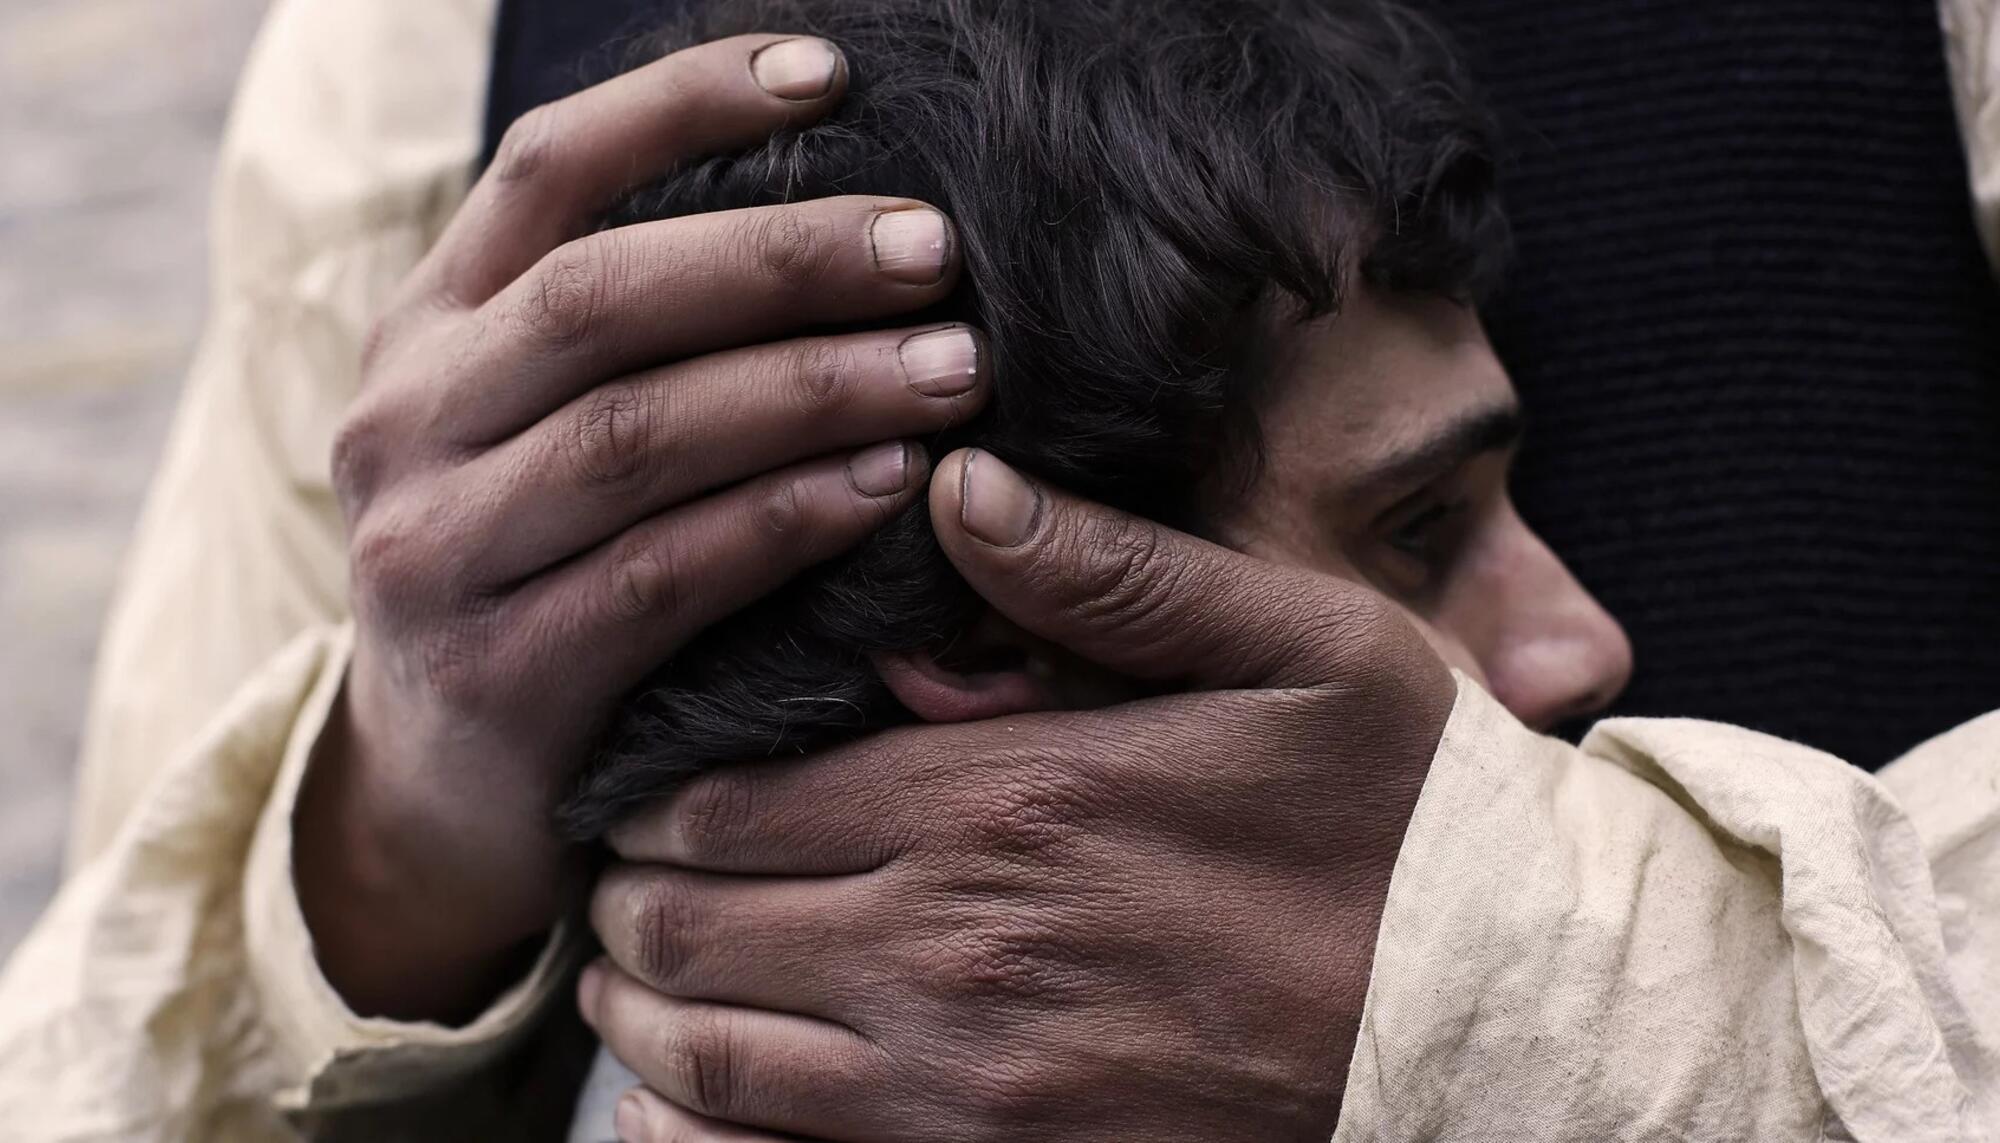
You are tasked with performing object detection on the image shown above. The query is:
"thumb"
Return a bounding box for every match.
[928,448,1413,691]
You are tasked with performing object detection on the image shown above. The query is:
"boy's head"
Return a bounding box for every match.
[560,0,1631,838]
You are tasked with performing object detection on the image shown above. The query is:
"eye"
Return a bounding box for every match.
[1367,489,1475,596]
[1359,446,1515,600]
[1385,496,1469,559]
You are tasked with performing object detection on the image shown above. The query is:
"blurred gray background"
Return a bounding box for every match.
[1,0,272,958]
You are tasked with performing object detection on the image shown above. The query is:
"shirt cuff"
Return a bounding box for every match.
[240,622,582,1111]
[1333,672,1790,1138]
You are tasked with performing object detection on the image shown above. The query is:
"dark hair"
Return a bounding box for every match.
[558,0,1506,838]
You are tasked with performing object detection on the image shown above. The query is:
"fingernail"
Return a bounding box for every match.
[849,441,915,497]
[871,207,952,285]
[751,38,840,100]
[960,450,1040,546]
[577,962,605,1026]
[900,327,982,397]
[614,1090,651,1142]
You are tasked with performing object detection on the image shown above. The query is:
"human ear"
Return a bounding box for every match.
[871,645,1055,723]
[871,610,1063,723]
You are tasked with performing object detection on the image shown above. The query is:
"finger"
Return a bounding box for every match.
[613,685,1394,876]
[445,197,961,443]
[421,34,850,308]
[457,325,986,581]
[590,865,871,1023]
[606,738,924,874]
[611,1087,812,1143]
[507,444,929,699]
[580,962,885,1139]
[608,701,1134,876]
[928,449,1396,689]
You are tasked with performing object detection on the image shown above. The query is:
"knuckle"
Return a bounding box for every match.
[626,878,698,988]
[966,762,1094,861]
[520,240,612,354]
[1060,513,1177,631]
[784,338,857,414]
[1298,586,1419,685]
[753,479,809,542]
[357,314,398,379]
[569,382,658,492]
[490,104,563,186]
[1308,587,1395,651]
[416,610,500,713]
[960,1057,1064,1139]
[750,208,838,295]
[348,504,499,705]
[329,407,387,512]
[604,532,683,623]
[934,912,1074,1005]
[659,1007,742,1121]
[347,511,422,599]
[670,776,757,866]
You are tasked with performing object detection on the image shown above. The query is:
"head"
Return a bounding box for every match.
[560,0,1631,838]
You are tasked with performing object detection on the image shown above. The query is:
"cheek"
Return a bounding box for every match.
[1228,526,1487,682]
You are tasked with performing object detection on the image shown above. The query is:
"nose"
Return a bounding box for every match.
[1489,591,1633,731]
[1451,514,1634,732]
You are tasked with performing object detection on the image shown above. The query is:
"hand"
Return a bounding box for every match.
[581,449,1457,1141]
[296,34,991,1021]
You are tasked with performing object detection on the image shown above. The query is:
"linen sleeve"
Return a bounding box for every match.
[1940,0,2000,271]
[0,629,582,1140]
[66,0,500,868]
[0,0,591,1134]
[1335,673,2000,1142]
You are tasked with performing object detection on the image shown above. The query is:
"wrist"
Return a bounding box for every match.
[295,679,575,1022]
[1311,652,1454,1105]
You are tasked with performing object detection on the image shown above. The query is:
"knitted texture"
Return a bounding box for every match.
[1454,0,2000,765]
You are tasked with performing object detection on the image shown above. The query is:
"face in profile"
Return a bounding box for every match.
[879,284,1634,735]
[1224,285,1633,731]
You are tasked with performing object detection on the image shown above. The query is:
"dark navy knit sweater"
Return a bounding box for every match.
[1447,0,2000,763]
[485,0,2000,768]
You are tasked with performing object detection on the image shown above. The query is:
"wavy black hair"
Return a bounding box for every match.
[558,0,1507,838]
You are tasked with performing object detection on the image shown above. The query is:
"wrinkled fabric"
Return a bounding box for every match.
[1945,0,2000,268]
[2,0,2000,1137]
[0,628,576,1140]
[1337,679,2000,1141]
[64,0,500,868]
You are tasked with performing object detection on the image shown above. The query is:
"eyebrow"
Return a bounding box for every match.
[1353,401,1526,500]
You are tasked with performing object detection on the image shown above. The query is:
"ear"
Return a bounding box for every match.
[876,609,1060,723]
[872,647,1054,723]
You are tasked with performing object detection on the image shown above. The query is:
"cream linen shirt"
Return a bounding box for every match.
[2,0,2000,1137]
